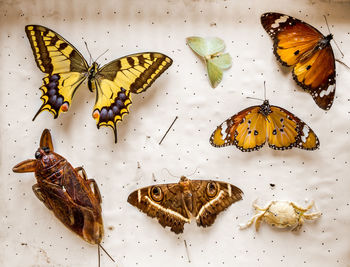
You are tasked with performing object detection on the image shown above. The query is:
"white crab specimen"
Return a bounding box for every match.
[240,200,321,231]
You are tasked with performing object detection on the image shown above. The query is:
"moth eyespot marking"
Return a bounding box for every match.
[248,130,252,135]
[150,186,163,202]
[272,129,277,135]
[280,128,284,133]
[306,65,311,70]
[254,130,258,135]
[294,50,300,55]
[206,182,218,198]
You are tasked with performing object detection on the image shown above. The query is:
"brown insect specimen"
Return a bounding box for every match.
[12,129,114,266]
[128,176,243,234]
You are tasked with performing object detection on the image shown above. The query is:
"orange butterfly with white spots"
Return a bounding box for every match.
[210,99,319,152]
[261,13,336,110]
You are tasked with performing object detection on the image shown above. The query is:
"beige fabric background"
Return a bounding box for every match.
[1,0,350,266]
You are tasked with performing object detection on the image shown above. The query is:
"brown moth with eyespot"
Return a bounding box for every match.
[12,129,114,266]
[128,176,243,234]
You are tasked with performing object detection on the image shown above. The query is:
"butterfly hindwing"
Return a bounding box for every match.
[207,53,232,88]
[92,53,172,142]
[210,100,319,152]
[292,45,336,110]
[25,25,89,119]
[261,13,336,110]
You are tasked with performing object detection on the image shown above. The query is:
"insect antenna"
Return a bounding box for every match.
[84,41,93,65]
[323,15,344,58]
[246,81,267,102]
[335,59,350,70]
[95,49,110,63]
[162,168,179,178]
[98,244,115,264]
[246,96,264,102]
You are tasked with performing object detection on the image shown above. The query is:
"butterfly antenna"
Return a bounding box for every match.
[324,15,344,58]
[333,38,345,58]
[323,15,331,35]
[95,49,109,63]
[246,96,264,102]
[84,41,93,65]
[336,59,350,70]
[263,81,267,100]
[98,244,115,263]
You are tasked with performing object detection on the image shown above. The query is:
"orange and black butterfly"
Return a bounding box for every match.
[261,12,336,110]
[210,99,319,152]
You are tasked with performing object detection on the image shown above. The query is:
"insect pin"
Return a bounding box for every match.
[12,129,114,266]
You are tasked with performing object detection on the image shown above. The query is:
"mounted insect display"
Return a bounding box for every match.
[239,200,321,231]
[25,25,173,143]
[186,36,232,88]
[12,129,114,266]
[128,176,243,234]
[210,86,320,152]
[261,12,344,110]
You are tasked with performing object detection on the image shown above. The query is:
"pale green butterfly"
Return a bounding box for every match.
[186,36,232,88]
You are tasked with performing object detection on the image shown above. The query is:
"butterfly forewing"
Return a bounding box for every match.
[261,13,336,110]
[210,106,267,151]
[26,25,89,119]
[266,107,299,149]
[127,183,190,234]
[186,37,225,57]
